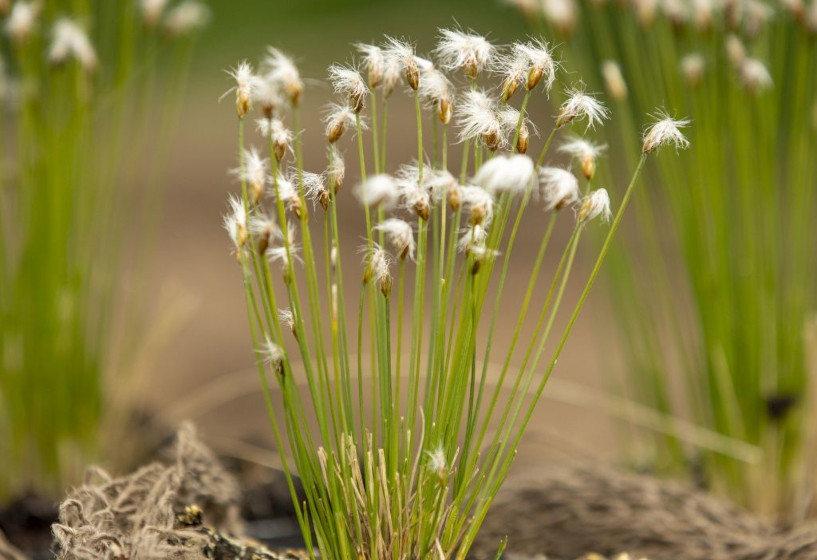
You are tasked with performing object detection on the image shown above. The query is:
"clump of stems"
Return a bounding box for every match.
[224,31,686,560]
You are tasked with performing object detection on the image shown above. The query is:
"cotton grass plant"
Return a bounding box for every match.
[512,0,817,522]
[224,30,687,560]
[0,0,207,499]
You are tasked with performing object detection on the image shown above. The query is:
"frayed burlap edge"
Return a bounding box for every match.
[52,422,244,560]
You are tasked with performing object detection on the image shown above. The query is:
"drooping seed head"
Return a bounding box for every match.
[473,154,536,196]
[642,110,690,154]
[556,86,610,130]
[558,136,606,181]
[49,18,97,73]
[434,28,495,79]
[539,167,580,211]
[577,188,612,223]
[374,219,415,261]
[328,63,369,113]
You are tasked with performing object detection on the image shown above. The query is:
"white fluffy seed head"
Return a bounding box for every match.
[396,164,431,220]
[601,60,627,102]
[163,0,209,36]
[328,64,369,113]
[264,47,303,106]
[556,87,610,130]
[5,1,40,42]
[363,244,392,296]
[539,167,580,211]
[374,219,415,261]
[425,446,448,483]
[642,111,690,154]
[726,34,746,67]
[516,39,557,93]
[497,44,531,102]
[328,145,345,194]
[257,118,292,161]
[457,89,503,151]
[423,168,458,203]
[356,43,385,88]
[49,18,97,72]
[231,148,269,205]
[578,188,612,223]
[355,174,400,209]
[384,36,421,91]
[434,28,495,79]
[558,136,606,181]
[680,54,706,88]
[141,0,169,26]
[223,194,248,252]
[302,171,330,211]
[418,67,454,124]
[739,58,773,92]
[249,211,281,255]
[542,0,578,35]
[634,0,660,27]
[259,336,285,372]
[473,154,536,195]
[226,61,259,118]
[324,103,359,144]
[457,223,489,254]
[460,185,494,225]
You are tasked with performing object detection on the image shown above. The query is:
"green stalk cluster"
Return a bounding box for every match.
[0,0,206,499]
[225,33,683,560]
[521,0,817,521]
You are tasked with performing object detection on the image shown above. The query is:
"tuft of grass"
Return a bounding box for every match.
[223,31,686,560]
[0,0,207,499]
[517,0,817,522]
